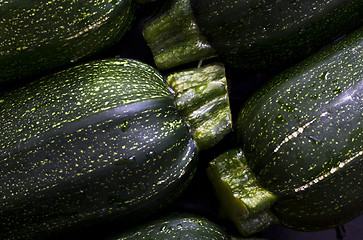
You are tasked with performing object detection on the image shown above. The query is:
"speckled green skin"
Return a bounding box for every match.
[190,0,363,71]
[0,0,134,84]
[109,214,231,240]
[0,58,197,240]
[236,27,362,231]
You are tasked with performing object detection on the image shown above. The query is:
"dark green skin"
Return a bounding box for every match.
[0,0,134,84]
[109,214,231,239]
[190,0,363,71]
[0,59,197,240]
[236,27,362,231]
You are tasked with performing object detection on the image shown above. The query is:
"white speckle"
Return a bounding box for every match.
[157,179,167,185]
[294,150,363,192]
[324,72,330,80]
[298,127,304,133]
[320,111,329,117]
[196,41,210,48]
[274,118,316,153]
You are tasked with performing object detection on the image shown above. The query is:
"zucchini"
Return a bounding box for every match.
[108,213,231,239]
[0,0,134,84]
[0,58,198,240]
[143,0,362,71]
[208,26,362,234]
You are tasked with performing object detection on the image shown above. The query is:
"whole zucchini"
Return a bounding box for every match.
[208,26,362,234]
[0,58,197,240]
[0,0,134,84]
[143,0,362,71]
[108,214,231,240]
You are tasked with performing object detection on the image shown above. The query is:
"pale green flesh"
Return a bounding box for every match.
[166,62,232,151]
[143,0,216,70]
[207,148,278,236]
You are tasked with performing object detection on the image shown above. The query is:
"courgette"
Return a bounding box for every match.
[143,0,362,71]
[0,58,198,240]
[208,26,362,234]
[108,213,231,239]
[0,0,134,84]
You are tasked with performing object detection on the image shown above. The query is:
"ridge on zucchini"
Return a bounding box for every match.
[207,26,362,235]
[143,0,362,71]
[0,58,198,240]
[0,0,135,85]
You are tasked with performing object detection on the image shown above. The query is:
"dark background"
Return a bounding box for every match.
[1,2,362,240]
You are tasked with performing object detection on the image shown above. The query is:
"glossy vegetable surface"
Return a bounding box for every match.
[109,214,231,239]
[144,0,362,71]
[235,26,363,231]
[0,58,197,240]
[0,0,134,84]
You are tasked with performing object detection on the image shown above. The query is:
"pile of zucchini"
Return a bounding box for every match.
[0,0,362,239]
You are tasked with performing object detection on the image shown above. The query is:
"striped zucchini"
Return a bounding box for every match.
[108,214,231,240]
[0,0,134,84]
[208,26,362,234]
[0,58,197,240]
[143,0,362,71]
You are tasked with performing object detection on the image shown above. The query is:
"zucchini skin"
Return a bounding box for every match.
[0,59,197,240]
[109,214,231,239]
[236,26,362,231]
[0,0,134,84]
[190,0,363,71]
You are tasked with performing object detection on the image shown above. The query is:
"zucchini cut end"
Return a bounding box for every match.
[166,62,232,151]
[207,148,279,236]
[142,0,216,70]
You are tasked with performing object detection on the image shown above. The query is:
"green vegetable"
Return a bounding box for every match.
[166,62,232,151]
[0,0,134,84]
[208,26,362,234]
[143,0,362,71]
[143,0,216,70]
[207,149,279,236]
[0,58,198,240]
[108,214,231,239]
